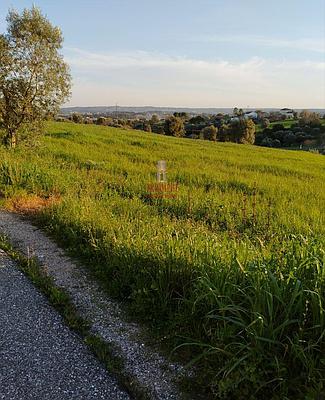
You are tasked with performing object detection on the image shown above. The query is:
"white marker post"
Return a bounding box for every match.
[157,160,167,182]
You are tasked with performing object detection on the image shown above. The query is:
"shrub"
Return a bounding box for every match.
[200,125,218,141]
[71,113,83,124]
[272,123,285,132]
[230,118,256,144]
[164,116,185,137]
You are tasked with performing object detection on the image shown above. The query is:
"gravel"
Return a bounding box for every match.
[0,211,187,400]
[0,249,130,400]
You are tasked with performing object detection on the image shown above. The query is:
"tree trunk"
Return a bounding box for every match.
[10,131,17,148]
[3,130,17,148]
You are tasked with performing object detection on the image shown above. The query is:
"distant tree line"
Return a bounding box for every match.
[64,109,325,152]
[67,108,257,145]
[256,111,325,152]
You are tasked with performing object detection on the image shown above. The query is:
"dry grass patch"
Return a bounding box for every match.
[5,194,60,214]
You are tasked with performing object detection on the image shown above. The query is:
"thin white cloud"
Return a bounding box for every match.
[65,47,266,74]
[274,59,325,70]
[190,35,325,54]
[63,48,325,108]
[65,47,325,73]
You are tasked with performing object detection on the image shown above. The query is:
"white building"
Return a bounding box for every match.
[230,111,258,122]
[244,111,258,119]
[279,108,295,119]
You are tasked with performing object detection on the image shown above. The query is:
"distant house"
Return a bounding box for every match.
[230,111,258,122]
[244,111,258,120]
[279,108,295,119]
[230,116,239,122]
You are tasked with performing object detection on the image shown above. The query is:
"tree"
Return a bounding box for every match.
[96,116,107,125]
[164,116,185,137]
[143,121,152,132]
[200,125,218,141]
[233,107,244,117]
[189,115,206,124]
[155,125,165,135]
[173,112,188,121]
[230,118,256,144]
[218,123,232,142]
[255,110,264,121]
[150,114,159,125]
[261,118,270,129]
[0,7,71,147]
[299,110,320,127]
[72,113,83,123]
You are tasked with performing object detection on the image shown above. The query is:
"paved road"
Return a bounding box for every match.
[0,211,184,400]
[0,251,130,400]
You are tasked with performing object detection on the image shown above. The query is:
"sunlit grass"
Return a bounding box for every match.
[0,121,324,399]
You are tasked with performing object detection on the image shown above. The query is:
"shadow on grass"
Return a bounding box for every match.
[45,131,72,138]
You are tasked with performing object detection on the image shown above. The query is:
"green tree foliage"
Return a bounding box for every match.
[173,112,188,120]
[299,110,321,127]
[218,123,230,142]
[96,117,106,125]
[200,125,218,141]
[164,115,185,137]
[0,6,71,147]
[154,125,165,135]
[261,118,270,129]
[189,115,206,124]
[230,118,256,144]
[150,114,159,125]
[72,113,83,124]
[143,121,152,132]
[233,107,244,117]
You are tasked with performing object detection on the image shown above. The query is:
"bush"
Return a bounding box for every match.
[261,118,270,128]
[164,116,185,137]
[71,113,83,124]
[272,123,285,132]
[283,132,296,146]
[230,119,256,144]
[200,125,218,141]
[261,137,274,147]
[299,110,321,127]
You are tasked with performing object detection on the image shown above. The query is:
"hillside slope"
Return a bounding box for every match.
[0,122,324,399]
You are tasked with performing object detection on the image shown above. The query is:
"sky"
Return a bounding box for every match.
[0,0,324,108]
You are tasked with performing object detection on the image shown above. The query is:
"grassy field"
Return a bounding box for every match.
[269,119,299,129]
[255,119,297,132]
[0,121,324,399]
[256,118,325,132]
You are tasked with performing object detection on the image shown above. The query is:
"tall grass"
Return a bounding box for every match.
[0,122,324,398]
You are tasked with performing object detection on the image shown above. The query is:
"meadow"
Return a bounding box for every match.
[256,118,325,132]
[0,121,324,399]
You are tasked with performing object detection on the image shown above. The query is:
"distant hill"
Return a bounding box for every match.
[60,106,325,115]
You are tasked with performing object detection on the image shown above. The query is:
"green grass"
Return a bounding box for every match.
[256,118,325,132]
[256,119,298,132]
[270,119,298,129]
[0,121,324,399]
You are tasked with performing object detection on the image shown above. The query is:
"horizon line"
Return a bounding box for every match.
[62,105,325,110]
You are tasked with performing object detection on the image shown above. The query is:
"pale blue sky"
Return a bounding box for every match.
[1,0,324,108]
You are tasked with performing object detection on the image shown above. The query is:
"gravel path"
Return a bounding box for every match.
[0,211,186,400]
[0,250,130,400]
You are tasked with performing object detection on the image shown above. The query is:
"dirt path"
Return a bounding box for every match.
[0,211,186,400]
[0,250,130,400]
